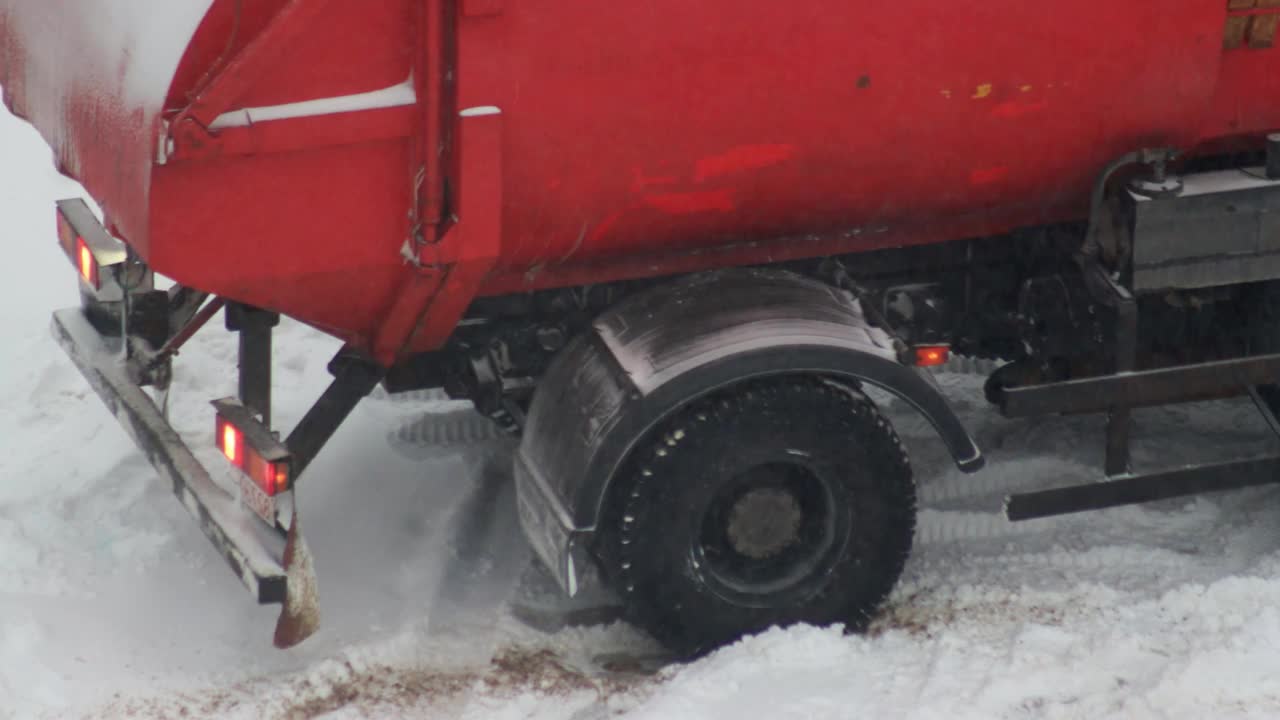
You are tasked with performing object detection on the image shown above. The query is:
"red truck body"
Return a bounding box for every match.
[9,0,1280,656]
[4,1,1278,364]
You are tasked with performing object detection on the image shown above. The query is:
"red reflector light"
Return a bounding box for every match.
[56,207,76,256]
[57,199,124,292]
[215,411,290,497]
[914,345,950,367]
[271,464,291,495]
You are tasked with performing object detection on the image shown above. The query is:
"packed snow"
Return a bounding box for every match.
[4,94,1280,719]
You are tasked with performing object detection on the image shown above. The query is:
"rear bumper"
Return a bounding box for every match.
[51,307,288,604]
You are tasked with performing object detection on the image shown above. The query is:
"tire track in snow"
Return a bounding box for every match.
[917,457,1089,505]
[387,408,511,456]
[914,509,1059,546]
[369,387,451,404]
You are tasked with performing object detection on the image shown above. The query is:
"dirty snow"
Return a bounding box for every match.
[4,95,1280,719]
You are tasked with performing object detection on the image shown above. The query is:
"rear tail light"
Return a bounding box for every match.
[76,237,98,288]
[213,399,292,496]
[56,198,126,292]
[913,345,951,368]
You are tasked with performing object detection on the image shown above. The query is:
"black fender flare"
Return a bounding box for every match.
[514,269,982,594]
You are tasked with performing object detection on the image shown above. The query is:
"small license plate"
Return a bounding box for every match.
[239,473,276,525]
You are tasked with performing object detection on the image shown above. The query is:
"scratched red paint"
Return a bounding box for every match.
[969,167,1011,185]
[630,167,679,192]
[645,190,736,214]
[585,210,625,249]
[694,144,796,182]
[991,100,1049,119]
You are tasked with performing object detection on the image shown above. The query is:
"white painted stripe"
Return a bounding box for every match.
[209,76,418,130]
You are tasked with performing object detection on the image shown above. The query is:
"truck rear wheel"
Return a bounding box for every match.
[599,376,916,657]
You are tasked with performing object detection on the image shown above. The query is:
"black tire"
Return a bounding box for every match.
[598,376,916,657]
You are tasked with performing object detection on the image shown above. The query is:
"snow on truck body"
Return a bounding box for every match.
[0,2,212,257]
[4,0,1280,655]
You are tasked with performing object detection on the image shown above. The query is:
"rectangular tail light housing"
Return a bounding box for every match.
[913,344,951,368]
[55,198,128,298]
[212,398,292,497]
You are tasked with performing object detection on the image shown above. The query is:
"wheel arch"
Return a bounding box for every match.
[513,269,982,594]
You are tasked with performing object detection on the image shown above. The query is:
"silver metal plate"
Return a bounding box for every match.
[239,473,276,525]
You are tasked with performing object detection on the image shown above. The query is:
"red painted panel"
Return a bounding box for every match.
[230,0,413,109]
[168,0,289,109]
[5,1,1280,360]
[482,2,1227,274]
[1201,43,1280,140]
[149,138,412,346]
[171,0,413,113]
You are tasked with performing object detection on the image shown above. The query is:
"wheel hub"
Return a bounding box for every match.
[725,487,803,559]
[694,460,841,603]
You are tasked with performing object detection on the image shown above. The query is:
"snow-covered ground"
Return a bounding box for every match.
[5,99,1280,720]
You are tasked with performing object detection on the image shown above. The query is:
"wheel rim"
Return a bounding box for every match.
[692,460,848,607]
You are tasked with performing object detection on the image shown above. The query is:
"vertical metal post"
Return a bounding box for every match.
[241,322,272,425]
[1266,133,1280,181]
[1105,288,1138,477]
[1083,259,1137,477]
[227,304,279,425]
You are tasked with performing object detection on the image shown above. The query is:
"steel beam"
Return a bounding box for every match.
[1005,456,1280,521]
[1001,352,1280,418]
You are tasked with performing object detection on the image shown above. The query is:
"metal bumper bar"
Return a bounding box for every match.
[51,308,288,604]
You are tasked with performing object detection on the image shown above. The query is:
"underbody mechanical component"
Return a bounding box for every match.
[1000,154,1280,521]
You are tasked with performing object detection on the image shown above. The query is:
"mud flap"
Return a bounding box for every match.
[51,308,319,644]
[273,506,319,648]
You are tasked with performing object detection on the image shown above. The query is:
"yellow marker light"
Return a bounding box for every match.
[222,422,240,464]
[77,239,96,287]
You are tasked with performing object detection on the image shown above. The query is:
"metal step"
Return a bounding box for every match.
[1005,456,1280,521]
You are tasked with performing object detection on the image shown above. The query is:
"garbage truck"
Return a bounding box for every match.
[3,0,1280,656]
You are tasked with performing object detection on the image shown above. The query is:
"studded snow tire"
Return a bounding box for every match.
[598,376,917,657]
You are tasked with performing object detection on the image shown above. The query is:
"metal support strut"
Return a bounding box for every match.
[1002,269,1280,522]
[286,352,386,480]
[227,304,279,425]
[1095,264,1138,477]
